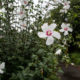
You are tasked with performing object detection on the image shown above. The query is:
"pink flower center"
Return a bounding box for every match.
[64,27,68,31]
[24,1,28,4]
[20,11,23,15]
[64,3,68,6]
[22,24,26,27]
[46,30,52,36]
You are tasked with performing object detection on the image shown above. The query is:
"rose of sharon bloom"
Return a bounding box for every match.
[55,49,62,55]
[20,21,26,27]
[21,0,28,6]
[29,29,33,33]
[19,9,26,19]
[19,21,27,30]
[0,8,6,13]
[38,23,61,45]
[60,1,70,13]
[0,62,5,74]
[63,1,70,9]
[60,23,72,36]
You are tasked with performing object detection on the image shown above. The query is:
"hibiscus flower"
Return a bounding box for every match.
[60,23,72,35]
[19,9,26,19]
[55,49,62,55]
[0,8,6,13]
[60,1,70,13]
[0,62,5,74]
[38,23,61,45]
[21,0,28,6]
[63,1,70,9]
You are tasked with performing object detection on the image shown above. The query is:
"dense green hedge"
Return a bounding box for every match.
[0,29,59,80]
[70,0,80,49]
[0,0,61,80]
[0,0,80,80]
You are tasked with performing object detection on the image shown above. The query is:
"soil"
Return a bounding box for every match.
[60,64,80,80]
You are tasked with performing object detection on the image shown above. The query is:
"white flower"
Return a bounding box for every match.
[60,9,68,13]
[29,29,33,33]
[0,8,6,13]
[20,21,27,27]
[62,1,70,10]
[38,23,61,45]
[54,0,63,4]
[65,18,68,21]
[60,23,72,36]
[71,63,75,65]
[60,1,70,13]
[19,21,27,30]
[34,26,37,30]
[0,28,3,31]
[0,62,5,74]
[21,0,28,6]
[55,49,62,55]
[18,8,26,19]
[53,20,55,23]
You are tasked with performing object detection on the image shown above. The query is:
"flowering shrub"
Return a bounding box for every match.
[60,23,72,36]
[0,0,73,80]
[38,23,61,45]
[69,0,80,49]
[60,0,70,13]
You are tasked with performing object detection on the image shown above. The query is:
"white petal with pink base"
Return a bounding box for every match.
[60,23,72,36]
[60,1,70,13]
[62,1,70,10]
[21,0,28,6]
[38,23,61,45]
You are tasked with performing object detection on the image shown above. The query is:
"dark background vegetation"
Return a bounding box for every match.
[0,0,80,80]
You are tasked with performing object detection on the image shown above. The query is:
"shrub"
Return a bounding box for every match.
[0,0,74,80]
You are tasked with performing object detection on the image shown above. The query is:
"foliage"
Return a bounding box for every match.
[0,30,59,80]
[70,52,80,65]
[69,0,80,48]
[47,0,80,50]
[0,0,74,80]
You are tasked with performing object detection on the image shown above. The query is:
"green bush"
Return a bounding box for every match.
[70,52,80,65]
[0,30,59,80]
[0,0,77,80]
[69,0,80,49]
[0,0,61,80]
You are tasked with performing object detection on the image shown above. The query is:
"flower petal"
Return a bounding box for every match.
[68,27,72,32]
[64,31,68,35]
[41,23,48,32]
[59,29,64,32]
[38,32,47,38]
[0,69,4,74]
[49,23,57,30]
[63,5,70,10]
[53,31,61,39]
[46,36,54,45]
[61,23,66,28]
[64,9,68,13]
[66,23,70,27]
[60,9,65,13]
[0,62,5,69]
[55,49,62,55]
